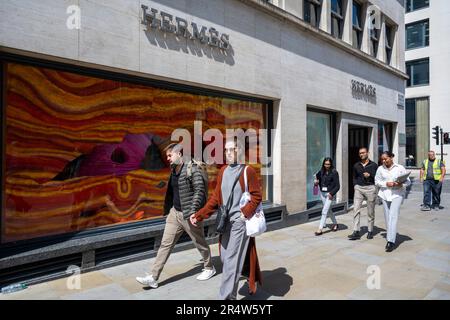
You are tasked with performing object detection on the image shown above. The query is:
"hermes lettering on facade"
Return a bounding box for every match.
[351,80,376,97]
[141,5,230,50]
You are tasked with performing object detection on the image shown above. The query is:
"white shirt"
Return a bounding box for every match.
[375,163,411,201]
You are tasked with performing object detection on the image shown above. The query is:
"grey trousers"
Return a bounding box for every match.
[218,213,250,300]
[151,207,213,280]
[382,197,403,243]
[353,185,377,232]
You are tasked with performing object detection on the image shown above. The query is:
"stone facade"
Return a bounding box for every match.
[0,0,407,214]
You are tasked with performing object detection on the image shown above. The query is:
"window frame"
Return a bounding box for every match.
[370,28,379,58]
[406,57,430,87]
[330,0,344,39]
[406,19,430,50]
[352,1,363,49]
[304,0,322,28]
[306,107,337,208]
[0,52,275,248]
[406,0,430,13]
[385,23,395,65]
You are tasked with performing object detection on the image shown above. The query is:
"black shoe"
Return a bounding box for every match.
[348,231,361,240]
[367,232,373,239]
[438,206,444,210]
[385,242,395,252]
[421,205,431,211]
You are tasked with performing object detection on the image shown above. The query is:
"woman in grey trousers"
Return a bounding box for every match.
[190,140,262,299]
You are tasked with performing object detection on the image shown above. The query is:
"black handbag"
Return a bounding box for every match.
[215,165,245,234]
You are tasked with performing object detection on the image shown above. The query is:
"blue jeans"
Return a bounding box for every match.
[423,180,442,207]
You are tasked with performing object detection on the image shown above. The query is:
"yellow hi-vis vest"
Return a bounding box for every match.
[423,159,444,180]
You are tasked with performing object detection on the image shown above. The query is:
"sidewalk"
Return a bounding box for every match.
[1,187,449,300]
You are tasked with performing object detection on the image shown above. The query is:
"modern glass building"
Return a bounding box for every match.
[405,0,450,167]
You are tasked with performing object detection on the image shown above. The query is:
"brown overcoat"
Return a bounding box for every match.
[194,165,263,294]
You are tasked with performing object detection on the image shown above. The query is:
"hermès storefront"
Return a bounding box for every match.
[0,0,407,286]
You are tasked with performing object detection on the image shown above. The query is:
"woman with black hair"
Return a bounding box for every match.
[375,151,411,252]
[314,157,340,236]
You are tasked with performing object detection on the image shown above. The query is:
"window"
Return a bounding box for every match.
[352,1,363,49]
[284,0,303,18]
[406,58,430,86]
[406,19,429,50]
[378,123,394,162]
[406,0,429,13]
[2,61,270,243]
[307,110,334,206]
[304,0,321,28]
[268,0,285,9]
[405,98,429,167]
[370,28,379,58]
[331,0,344,39]
[385,24,395,65]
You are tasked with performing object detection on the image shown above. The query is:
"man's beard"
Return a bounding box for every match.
[170,158,182,169]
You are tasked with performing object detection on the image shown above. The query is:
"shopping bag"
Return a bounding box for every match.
[240,166,266,237]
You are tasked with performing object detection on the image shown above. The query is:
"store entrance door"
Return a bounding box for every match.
[348,126,370,203]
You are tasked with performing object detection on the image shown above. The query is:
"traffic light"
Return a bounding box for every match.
[444,132,450,145]
[432,126,440,145]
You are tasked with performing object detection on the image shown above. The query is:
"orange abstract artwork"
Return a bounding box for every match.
[2,62,266,243]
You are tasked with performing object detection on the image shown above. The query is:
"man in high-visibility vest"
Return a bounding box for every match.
[420,150,446,211]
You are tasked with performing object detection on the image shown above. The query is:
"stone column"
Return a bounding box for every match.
[285,0,304,18]
[390,25,400,69]
[335,114,346,203]
[342,0,353,45]
[377,15,387,62]
[360,2,371,55]
[320,0,331,33]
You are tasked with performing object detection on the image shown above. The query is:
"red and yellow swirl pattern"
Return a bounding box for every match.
[3,62,266,243]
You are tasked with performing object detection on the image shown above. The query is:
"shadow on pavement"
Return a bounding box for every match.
[146,256,223,289]
[356,225,386,238]
[379,232,413,251]
[238,267,293,300]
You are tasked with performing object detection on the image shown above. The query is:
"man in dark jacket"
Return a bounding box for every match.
[136,143,215,288]
[348,147,379,240]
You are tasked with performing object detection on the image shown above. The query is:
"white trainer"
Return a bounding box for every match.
[196,266,216,281]
[136,273,158,288]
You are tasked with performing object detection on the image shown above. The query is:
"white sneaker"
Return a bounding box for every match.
[196,266,216,281]
[136,273,158,288]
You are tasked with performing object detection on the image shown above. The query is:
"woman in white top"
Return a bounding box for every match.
[375,151,411,252]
